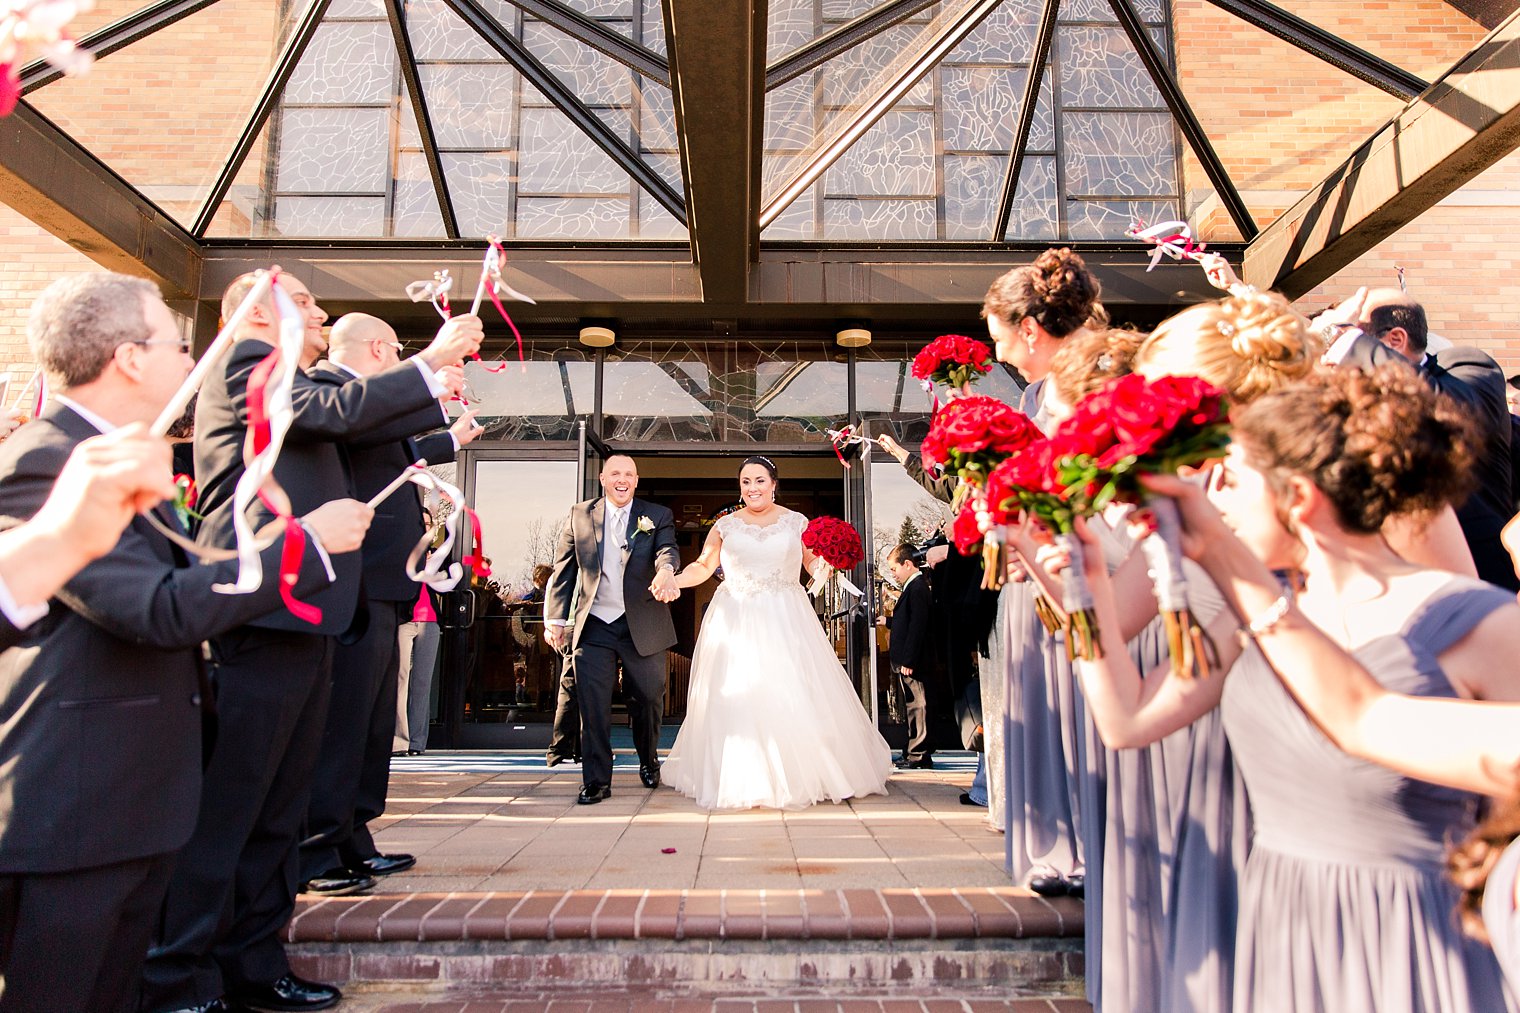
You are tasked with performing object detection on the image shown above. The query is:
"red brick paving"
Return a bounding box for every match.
[347,993,1090,1013]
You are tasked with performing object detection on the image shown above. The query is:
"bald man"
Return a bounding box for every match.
[1341,289,1516,590]
[297,314,485,894]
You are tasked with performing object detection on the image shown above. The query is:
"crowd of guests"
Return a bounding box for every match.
[0,271,485,1012]
[879,247,1520,1011]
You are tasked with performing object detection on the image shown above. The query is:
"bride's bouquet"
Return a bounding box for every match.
[1051,374,1231,677]
[802,515,864,599]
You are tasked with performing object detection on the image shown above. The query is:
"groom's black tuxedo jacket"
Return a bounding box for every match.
[306,361,456,603]
[193,339,444,636]
[544,496,680,657]
[0,404,330,873]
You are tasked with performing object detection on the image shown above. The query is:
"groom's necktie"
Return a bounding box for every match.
[590,503,628,623]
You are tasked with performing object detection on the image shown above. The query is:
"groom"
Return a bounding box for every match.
[543,455,680,804]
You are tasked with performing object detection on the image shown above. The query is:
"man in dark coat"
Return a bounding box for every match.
[543,455,680,803]
[297,313,484,894]
[0,272,371,1013]
[141,274,481,1013]
[886,543,934,769]
[1339,290,1517,591]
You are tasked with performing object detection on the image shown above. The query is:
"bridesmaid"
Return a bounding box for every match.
[1054,364,1520,1012]
[979,247,1105,885]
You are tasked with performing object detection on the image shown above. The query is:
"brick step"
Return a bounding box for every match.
[284,887,1084,995]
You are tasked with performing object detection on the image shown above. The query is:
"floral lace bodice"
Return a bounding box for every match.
[715,509,806,596]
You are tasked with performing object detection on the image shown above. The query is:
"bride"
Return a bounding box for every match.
[661,456,894,810]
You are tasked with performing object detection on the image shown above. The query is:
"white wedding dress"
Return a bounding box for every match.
[663,509,894,810]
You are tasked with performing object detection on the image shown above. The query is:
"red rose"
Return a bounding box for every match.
[911,334,995,388]
[952,501,984,555]
[922,395,1042,484]
[803,516,863,570]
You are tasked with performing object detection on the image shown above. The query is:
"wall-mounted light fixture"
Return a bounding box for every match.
[579,325,616,348]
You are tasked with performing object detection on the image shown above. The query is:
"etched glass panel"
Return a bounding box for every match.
[1066,198,1177,239]
[942,66,1026,151]
[1063,111,1174,195]
[761,187,817,239]
[329,0,384,15]
[1058,25,1162,108]
[286,21,395,104]
[1004,155,1057,240]
[517,197,631,237]
[524,19,633,105]
[442,152,514,236]
[766,73,817,150]
[273,196,387,236]
[818,25,935,109]
[392,152,447,237]
[639,79,679,151]
[277,108,390,191]
[466,356,589,440]
[822,198,937,239]
[639,194,688,239]
[518,109,628,194]
[419,64,520,148]
[824,110,934,196]
[767,0,817,61]
[563,0,635,16]
[943,153,1007,239]
[1060,0,1166,22]
[406,0,500,60]
[641,0,668,55]
[947,0,1039,62]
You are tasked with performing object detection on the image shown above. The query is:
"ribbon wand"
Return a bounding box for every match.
[366,460,429,510]
[151,269,278,437]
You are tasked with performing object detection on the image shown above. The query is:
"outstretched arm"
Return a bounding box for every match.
[676,526,723,588]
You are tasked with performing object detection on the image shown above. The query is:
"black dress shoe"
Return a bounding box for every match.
[959,791,984,807]
[358,852,416,876]
[639,763,661,789]
[299,868,376,897]
[228,973,341,1012]
[1064,873,1085,899]
[895,755,934,769]
[1026,872,1066,898]
[577,783,611,804]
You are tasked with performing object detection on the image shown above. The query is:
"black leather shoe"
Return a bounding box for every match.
[228,973,341,1012]
[1026,872,1066,898]
[358,853,415,876]
[895,755,934,769]
[1064,873,1085,899]
[299,869,375,897]
[639,763,661,789]
[959,791,983,807]
[577,783,611,804]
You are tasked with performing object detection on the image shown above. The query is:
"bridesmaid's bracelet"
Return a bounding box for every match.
[1238,593,1291,640]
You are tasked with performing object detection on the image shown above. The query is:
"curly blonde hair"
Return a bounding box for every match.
[1047,327,1146,404]
[982,247,1108,338]
[1135,292,1321,405]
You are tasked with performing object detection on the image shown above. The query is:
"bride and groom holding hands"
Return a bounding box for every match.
[542,454,893,811]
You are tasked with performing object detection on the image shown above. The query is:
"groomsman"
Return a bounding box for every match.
[297,313,485,894]
[0,272,369,1013]
[141,276,481,1013]
[543,455,680,803]
[885,543,934,770]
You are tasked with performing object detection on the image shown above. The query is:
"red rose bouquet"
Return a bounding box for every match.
[1051,374,1231,676]
[911,334,995,392]
[985,442,1101,653]
[802,515,865,599]
[921,395,1044,488]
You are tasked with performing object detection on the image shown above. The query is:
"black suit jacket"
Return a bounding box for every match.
[0,404,330,872]
[306,362,457,602]
[193,339,444,635]
[0,613,18,653]
[1341,334,1514,569]
[889,571,933,673]
[543,496,680,657]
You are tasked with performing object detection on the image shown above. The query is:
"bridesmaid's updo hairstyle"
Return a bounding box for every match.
[741,455,778,481]
[1135,292,1319,405]
[1231,364,1477,534]
[1048,327,1146,404]
[981,247,1107,338]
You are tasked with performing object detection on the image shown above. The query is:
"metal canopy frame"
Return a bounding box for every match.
[4,0,1480,314]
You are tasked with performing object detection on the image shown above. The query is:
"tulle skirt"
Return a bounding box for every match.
[663,583,894,810]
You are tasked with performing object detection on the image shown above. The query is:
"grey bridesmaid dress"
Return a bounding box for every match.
[1221,578,1515,1013]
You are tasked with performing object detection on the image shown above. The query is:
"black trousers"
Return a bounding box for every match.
[547,653,581,761]
[0,851,175,1013]
[573,613,666,787]
[300,598,404,881]
[141,629,334,1010]
[899,666,931,762]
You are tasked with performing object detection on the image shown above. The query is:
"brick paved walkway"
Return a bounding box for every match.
[333,989,1091,1011]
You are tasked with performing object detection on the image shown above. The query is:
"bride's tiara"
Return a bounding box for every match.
[745,455,777,472]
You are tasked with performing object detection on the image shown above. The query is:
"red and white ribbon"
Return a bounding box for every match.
[370,461,490,592]
[468,236,535,370]
[1126,219,1208,272]
[825,423,872,470]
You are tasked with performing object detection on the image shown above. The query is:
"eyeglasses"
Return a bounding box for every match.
[372,339,405,354]
[131,338,193,354]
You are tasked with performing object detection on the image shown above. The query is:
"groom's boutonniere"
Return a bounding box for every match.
[631,515,655,541]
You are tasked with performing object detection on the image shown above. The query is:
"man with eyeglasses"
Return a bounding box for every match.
[297,313,486,899]
[0,271,374,1012]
